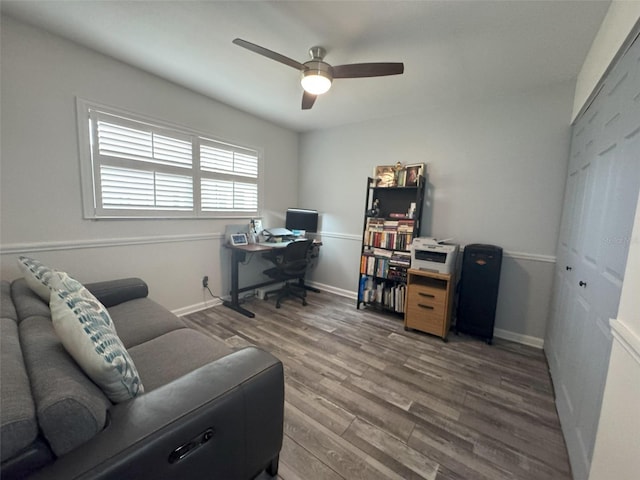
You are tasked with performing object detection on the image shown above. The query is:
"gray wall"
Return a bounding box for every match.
[300,84,574,345]
[0,16,299,312]
[1,14,575,345]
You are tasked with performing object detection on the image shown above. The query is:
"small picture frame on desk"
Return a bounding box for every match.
[229,233,248,246]
[405,163,424,187]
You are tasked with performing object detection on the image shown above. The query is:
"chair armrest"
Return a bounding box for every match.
[31,347,284,480]
[84,278,148,308]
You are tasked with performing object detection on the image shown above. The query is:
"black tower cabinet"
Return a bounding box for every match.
[455,244,503,344]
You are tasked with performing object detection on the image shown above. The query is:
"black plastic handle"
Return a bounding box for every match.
[169,428,215,464]
[418,304,434,310]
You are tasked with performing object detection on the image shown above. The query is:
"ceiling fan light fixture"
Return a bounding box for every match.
[301,68,332,95]
[232,39,404,110]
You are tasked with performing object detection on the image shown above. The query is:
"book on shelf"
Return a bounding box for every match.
[372,248,392,258]
[361,248,411,281]
[358,275,407,313]
[387,265,407,282]
[390,251,411,266]
[383,220,399,229]
[361,255,389,278]
[364,218,415,250]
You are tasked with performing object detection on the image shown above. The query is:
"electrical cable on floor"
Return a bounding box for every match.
[205,284,256,303]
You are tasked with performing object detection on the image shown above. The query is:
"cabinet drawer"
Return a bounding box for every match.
[408,284,446,305]
[405,302,445,335]
[405,270,452,340]
[407,288,445,311]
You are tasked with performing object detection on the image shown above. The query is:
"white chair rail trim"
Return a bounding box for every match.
[317,231,556,264]
[1,230,556,264]
[0,233,225,255]
[610,318,640,365]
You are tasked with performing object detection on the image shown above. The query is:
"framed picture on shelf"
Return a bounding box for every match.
[405,163,424,187]
[373,165,396,187]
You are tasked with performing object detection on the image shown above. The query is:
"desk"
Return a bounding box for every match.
[223,241,321,318]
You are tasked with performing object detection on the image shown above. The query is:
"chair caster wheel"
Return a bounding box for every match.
[303,300,307,306]
[276,303,281,309]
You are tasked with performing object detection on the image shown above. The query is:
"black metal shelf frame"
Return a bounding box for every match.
[357,175,426,314]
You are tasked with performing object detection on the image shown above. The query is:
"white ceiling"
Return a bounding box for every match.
[1,0,611,132]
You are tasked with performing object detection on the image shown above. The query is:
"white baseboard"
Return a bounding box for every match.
[310,282,545,349]
[494,328,545,349]
[172,298,222,317]
[306,280,357,300]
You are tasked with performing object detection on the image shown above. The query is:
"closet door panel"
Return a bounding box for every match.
[547,35,640,480]
[575,312,612,462]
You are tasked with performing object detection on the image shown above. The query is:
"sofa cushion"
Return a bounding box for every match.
[128,329,232,391]
[19,314,111,456]
[85,278,149,308]
[107,297,186,348]
[11,279,51,323]
[50,281,144,403]
[0,310,38,462]
[1,280,18,322]
[17,256,56,302]
[1,281,38,462]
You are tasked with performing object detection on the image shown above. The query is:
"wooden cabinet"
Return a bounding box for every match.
[404,269,454,341]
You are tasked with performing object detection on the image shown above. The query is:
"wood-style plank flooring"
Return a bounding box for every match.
[183,291,572,480]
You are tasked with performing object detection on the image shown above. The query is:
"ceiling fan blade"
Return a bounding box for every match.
[232,38,306,71]
[302,91,317,110]
[332,62,404,78]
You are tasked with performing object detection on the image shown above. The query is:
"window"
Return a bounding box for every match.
[77,100,260,218]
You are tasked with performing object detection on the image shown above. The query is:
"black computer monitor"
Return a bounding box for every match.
[285,208,318,233]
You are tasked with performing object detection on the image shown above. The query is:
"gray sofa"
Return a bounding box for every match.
[1,277,284,479]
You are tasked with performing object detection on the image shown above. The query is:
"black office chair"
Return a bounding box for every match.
[263,239,314,308]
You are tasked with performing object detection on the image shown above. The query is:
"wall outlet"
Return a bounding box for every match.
[202,276,209,288]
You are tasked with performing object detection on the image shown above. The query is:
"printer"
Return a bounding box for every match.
[410,237,459,274]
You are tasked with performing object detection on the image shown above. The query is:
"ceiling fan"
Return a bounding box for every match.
[232,38,404,110]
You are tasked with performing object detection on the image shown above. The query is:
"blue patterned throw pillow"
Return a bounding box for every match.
[50,273,144,403]
[17,256,57,301]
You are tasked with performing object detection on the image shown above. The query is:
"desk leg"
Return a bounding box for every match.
[223,248,255,318]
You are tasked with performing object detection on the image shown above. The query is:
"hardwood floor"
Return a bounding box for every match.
[183,291,572,480]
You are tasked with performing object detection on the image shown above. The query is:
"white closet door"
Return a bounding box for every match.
[546,35,640,480]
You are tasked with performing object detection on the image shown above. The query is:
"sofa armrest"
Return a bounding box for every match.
[30,347,284,480]
[84,278,148,308]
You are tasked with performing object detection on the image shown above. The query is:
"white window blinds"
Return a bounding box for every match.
[200,138,259,212]
[81,102,260,218]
